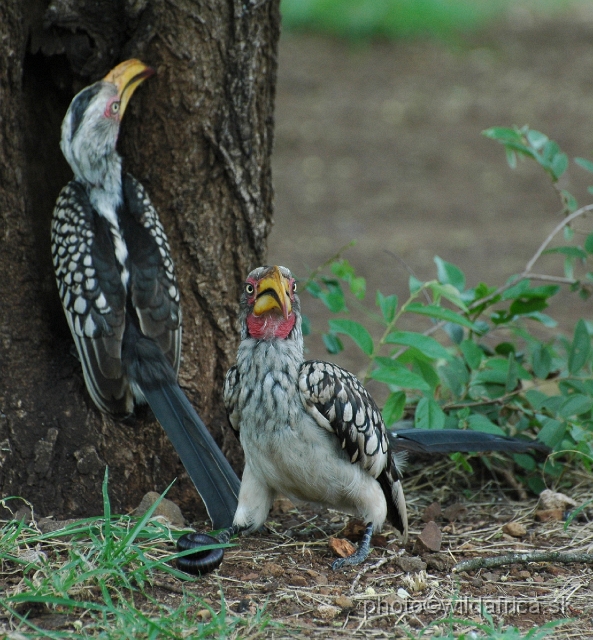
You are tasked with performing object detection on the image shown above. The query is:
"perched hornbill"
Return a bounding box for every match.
[221,265,549,570]
[51,59,240,529]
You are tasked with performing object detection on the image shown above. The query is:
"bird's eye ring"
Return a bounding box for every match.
[292,282,297,292]
[245,283,254,295]
[110,101,120,115]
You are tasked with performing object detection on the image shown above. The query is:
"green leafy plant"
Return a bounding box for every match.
[302,126,593,492]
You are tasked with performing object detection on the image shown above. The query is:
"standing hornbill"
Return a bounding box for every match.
[51,59,240,529]
[218,265,549,570]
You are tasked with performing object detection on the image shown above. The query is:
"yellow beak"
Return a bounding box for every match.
[253,266,292,320]
[103,59,154,118]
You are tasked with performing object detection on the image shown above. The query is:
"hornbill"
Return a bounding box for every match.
[51,59,240,529]
[220,265,549,570]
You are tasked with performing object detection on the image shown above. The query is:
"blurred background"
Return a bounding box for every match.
[266,0,593,379]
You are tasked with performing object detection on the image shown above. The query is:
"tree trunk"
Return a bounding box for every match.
[0,0,280,521]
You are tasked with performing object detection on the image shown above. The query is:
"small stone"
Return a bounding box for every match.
[271,498,295,514]
[546,565,568,577]
[243,573,259,581]
[503,522,527,537]
[471,577,483,587]
[329,537,356,558]
[261,563,284,577]
[290,575,307,587]
[422,501,442,522]
[533,575,545,583]
[396,556,427,573]
[414,521,442,553]
[196,609,211,620]
[134,492,185,527]
[319,586,331,595]
[315,573,329,586]
[425,554,452,572]
[317,604,339,619]
[539,489,577,511]
[518,570,531,579]
[483,572,498,582]
[335,595,354,610]
[442,503,467,522]
[535,509,563,522]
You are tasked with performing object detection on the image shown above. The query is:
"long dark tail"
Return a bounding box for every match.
[387,426,550,456]
[142,383,240,529]
[123,324,240,530]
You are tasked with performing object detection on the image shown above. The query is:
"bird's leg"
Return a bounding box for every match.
[216,524,245,544]
[332,522,374,570]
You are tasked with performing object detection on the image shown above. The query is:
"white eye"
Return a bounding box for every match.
[292,281,297,292]
[245,283,254,295]
[110,101,120,115]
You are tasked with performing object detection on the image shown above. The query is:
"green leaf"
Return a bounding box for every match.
[568,319,591,374]
[550,152,568,180]
[468,414,506,436]
[385,331,451,360]
[575,157,593,173]
[328,319,373,356]
[559,394,593,418]
[409,275,423,295]
[509,296,548,317]
[434,256,466,292]
[585,233,593,254]
[544,246,588,260]
[371,360,431,391]
[505,147,517,169]
[538,418,565,448]
[531,343,552,379]
[438,359,469,398]
[330,259,366,299]
[428,282,469,311]
[301,314,311,336]
[376,291,398,324]
[526,129,548,149]
[414,397,445,430]
[382,391,406,426]
[505,352,519,392]
[405,303,475,329]
[460,339,483,369]
[322,332,343,355]
[513,453,536,471]
[482,127,522,143]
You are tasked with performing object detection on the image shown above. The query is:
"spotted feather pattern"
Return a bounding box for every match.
[298,360,390,479]
[51,175,181,415]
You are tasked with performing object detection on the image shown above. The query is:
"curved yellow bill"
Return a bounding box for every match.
[253,266,292,319]
[103,59,154,118]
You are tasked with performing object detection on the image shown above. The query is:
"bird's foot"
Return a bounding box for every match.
[331,522,373,571]
[216,524,242,544]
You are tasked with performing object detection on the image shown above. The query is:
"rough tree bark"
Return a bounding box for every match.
[0,0,280,521]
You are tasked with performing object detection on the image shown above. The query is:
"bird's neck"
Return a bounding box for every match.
[80,151,123,227]
[238,315,304,377]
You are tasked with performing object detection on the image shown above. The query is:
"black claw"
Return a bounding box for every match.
[176,532,224,575]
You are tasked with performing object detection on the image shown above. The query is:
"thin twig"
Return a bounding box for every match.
[349,556,392,594]
[454,550,593,573]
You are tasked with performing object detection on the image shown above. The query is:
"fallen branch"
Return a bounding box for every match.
[454,550,593,573]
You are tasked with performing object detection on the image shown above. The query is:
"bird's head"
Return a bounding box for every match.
[60,59,154,186]
[241,265,300,341]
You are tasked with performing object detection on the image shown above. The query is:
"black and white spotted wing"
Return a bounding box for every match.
[298,360,390,478]
[51,175,181,415]
[299,360,407,535]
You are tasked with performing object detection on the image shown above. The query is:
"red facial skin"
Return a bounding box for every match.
[245,275,297,340]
